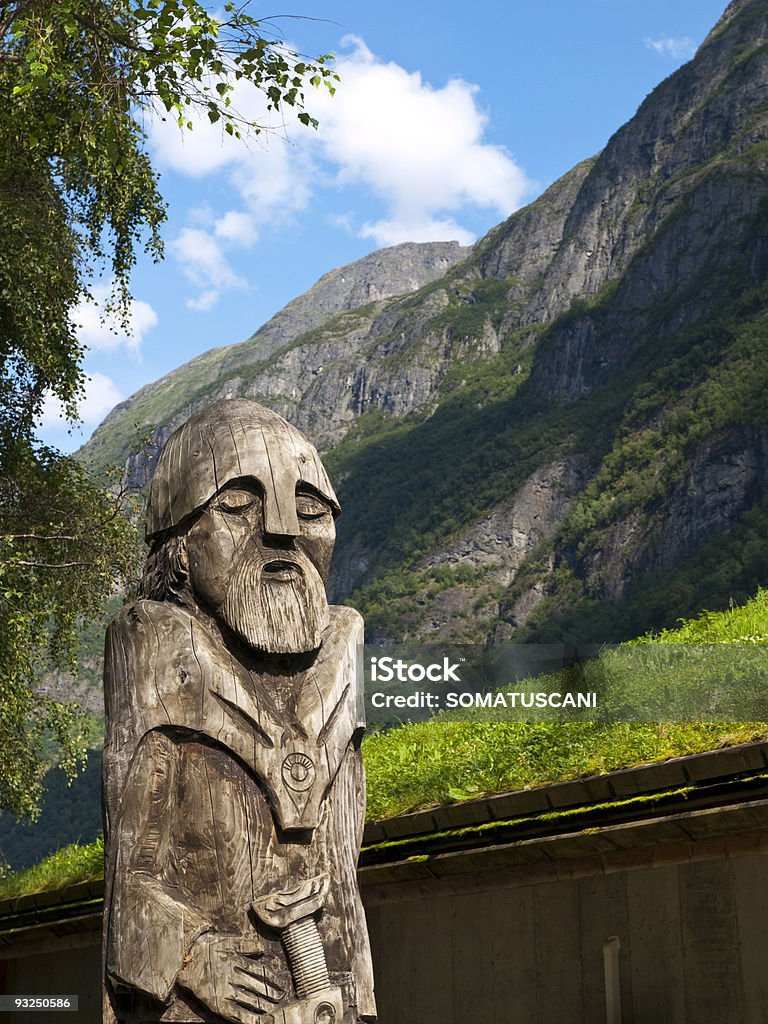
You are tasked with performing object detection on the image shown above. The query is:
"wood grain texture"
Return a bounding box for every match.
[104,401,374,1024]
[104,604,374,1024]
[144,401,339,541]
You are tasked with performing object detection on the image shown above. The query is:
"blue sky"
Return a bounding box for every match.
[39,0,729,452]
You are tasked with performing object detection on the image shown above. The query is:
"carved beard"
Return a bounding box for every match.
[218,550,329,655]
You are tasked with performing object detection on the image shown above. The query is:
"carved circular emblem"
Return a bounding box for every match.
[314,1002,336,1024]
[282,752,315,792]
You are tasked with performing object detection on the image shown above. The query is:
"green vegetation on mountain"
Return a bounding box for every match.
[508,495,768,644]
[77,0,768,655]
[332,270,768,641]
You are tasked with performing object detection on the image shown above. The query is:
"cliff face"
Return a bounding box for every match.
[86,240,470,482]
[81,0,768,643]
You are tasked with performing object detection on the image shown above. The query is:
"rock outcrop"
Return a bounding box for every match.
[80,0,768,644]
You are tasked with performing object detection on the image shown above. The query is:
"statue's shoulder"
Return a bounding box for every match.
[104,600,227,722]
[327,604,364,638]
[105,600,220,679]
[107,598,200,648]
[108,597,192,631]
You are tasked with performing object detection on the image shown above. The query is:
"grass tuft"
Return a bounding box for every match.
[3,590,768,897]
[0,836,103,901]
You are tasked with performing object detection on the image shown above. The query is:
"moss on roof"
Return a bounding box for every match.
[2,589,767,901]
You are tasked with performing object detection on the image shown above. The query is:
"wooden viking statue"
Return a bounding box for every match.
[103,399,376,1024]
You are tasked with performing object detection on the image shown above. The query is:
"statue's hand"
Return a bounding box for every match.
[179,933,286,1022]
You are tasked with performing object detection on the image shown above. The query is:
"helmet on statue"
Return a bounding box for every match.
[145,399,339,542]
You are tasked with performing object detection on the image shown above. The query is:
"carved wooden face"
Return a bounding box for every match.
[184,479,336,654]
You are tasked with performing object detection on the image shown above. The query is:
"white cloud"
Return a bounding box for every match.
[215,210,258,246]
[644,36,697,60]
[71,283,158,356]
[228,140,314,221]
[149,76,305,205]
[151,36,534,305]
[171,227,248,311]
[150,104,252,177]
[359,216,476,248]
[310,36,532,248]
[328,211,357,234]
[151,85,314,309]
[39,372,123,429]
[188,203,216,227]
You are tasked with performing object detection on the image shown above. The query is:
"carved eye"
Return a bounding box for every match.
[296,493,331,521]
[282,752,316,792]
[216,489,258,514]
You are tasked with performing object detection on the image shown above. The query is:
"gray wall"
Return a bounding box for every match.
[3,852,768,1023]
[364,852,768,1024]
[1,941,101,1024]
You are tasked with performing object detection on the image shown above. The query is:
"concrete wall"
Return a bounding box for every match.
[364,851,768,1024]
[4,743,768,1023]
[3,849,768,1024]
[0,930,101,1024]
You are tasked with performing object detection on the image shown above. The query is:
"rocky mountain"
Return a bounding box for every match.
[82,0,768,645]
[85,240,470,481]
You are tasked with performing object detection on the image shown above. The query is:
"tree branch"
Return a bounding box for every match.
[3,560,94,569]
[4,533,80,541]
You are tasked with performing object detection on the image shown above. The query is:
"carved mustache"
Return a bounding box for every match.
[260,558,304,582]
[235,547,313,585]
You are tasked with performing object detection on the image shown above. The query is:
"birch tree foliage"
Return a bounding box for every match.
[0,0,336,819]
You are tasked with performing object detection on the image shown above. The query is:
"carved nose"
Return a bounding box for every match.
[262,495,300,537]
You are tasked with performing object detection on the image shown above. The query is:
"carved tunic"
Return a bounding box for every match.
[103,601,374,1024]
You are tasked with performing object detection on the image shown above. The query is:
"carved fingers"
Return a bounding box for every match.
[179,933,287,1022]
[230,956,284,1014]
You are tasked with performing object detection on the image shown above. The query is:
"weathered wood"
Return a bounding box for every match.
[103,400,375,1024]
